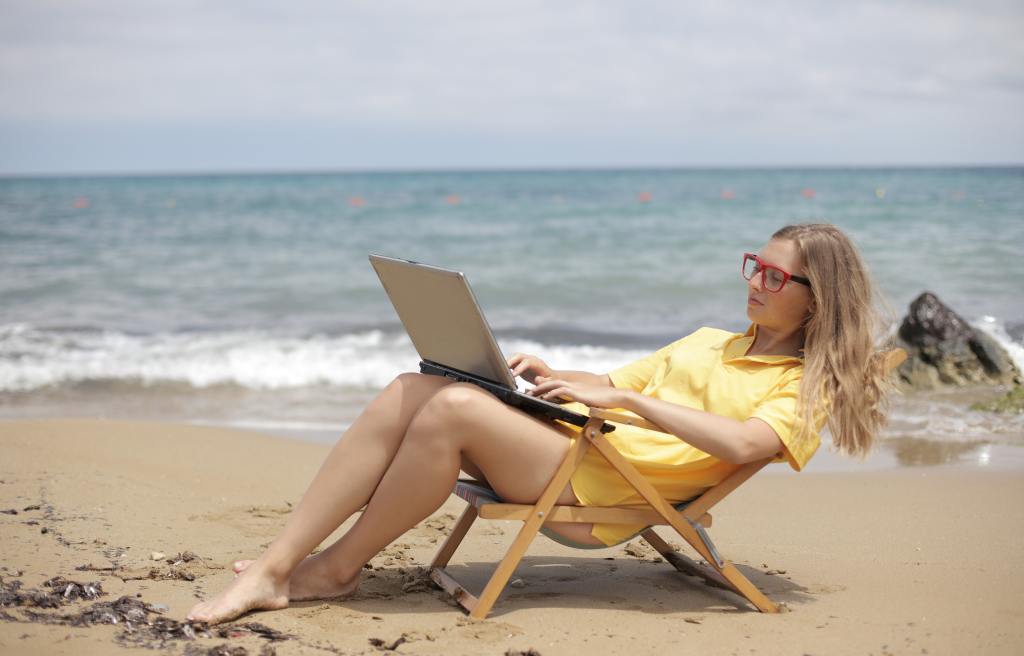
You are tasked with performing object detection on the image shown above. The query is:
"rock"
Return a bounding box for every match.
[150,552,166,561]
[895,292,1020,389]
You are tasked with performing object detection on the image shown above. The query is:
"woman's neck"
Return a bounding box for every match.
[748,324,805,358]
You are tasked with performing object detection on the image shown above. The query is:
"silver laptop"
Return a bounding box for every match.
[368,254,612,432]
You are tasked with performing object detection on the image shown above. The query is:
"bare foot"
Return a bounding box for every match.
[186,562,290,625]
[232,553,360,601]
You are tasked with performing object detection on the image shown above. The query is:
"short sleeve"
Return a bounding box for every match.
[607,332,696,393]
[749,374,827,472]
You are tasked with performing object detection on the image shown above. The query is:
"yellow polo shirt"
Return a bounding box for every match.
[555,323,826,546]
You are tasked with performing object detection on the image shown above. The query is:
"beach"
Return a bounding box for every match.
[2,417,1022,655]
[3,0,1023,647]
[2,169,1023,653]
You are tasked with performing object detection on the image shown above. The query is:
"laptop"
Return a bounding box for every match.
[368,254,613,433]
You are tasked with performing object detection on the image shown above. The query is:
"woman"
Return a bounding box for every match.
[187,222,893,624]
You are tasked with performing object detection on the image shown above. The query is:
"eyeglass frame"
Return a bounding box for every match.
[741,252,811,292]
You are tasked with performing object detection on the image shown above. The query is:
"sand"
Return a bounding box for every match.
[1,417,1022,655]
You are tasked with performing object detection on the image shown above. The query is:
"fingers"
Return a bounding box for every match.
[528,377,566,398]
[527,376,551,393]
[508,352,550,381]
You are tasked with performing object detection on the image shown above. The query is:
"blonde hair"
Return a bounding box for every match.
[771,223,896,458]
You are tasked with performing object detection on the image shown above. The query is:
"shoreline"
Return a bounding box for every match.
[1,417,1023,655]
[218,420,1024,473]
[21,411,1017,474]
[3,379,1021,472]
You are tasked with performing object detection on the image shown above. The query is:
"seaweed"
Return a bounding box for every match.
[1,574,293,652]
[0,576,104,609]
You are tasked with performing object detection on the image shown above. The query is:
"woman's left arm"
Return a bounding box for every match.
[619,391,785,464]
[529,377,784,464]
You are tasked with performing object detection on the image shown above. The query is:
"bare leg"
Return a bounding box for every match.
[187,372,453,622]
[276,382,600,588]
[189,380,602,623]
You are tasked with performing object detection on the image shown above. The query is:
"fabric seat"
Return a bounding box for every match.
[454,479,696,550]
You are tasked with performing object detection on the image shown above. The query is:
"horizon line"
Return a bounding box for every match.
[2,161,1022,180]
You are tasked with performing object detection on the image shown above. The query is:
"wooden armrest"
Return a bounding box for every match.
[588,407,669,434]
[884,348,907,371]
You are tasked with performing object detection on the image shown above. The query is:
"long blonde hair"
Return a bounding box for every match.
[772,223,895,457]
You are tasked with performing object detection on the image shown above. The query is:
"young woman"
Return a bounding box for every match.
[187,222,893,624]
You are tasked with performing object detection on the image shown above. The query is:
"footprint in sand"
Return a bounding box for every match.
[190,504,293,538]
[117,552,223,582]
[805,583,847,595]
[454,616,524,641]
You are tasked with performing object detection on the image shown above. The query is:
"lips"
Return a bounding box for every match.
[748,296,763,306]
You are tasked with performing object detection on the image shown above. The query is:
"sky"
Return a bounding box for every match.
[1,0,1022,175]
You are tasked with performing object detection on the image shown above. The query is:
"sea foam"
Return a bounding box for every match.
[2,318,1021,393]
[0,323,649,392]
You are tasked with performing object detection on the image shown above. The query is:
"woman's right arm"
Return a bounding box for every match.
[550,370,614,387]
[507,352,613,387]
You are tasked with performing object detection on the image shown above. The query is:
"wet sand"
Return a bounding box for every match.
[1,418,1022,655]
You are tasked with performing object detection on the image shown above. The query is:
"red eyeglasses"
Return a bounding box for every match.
[742,252,811,292]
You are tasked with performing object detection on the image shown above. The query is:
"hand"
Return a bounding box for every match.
[507,352,554,384]
[527,376,625,409]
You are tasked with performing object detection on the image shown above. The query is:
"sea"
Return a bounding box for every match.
[2,167,1023,470]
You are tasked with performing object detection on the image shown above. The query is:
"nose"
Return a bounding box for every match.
[746,271,764,293]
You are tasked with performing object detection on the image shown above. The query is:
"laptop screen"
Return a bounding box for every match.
[369,254,517,388]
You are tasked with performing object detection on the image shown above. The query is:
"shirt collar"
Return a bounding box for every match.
[723,323,805,364]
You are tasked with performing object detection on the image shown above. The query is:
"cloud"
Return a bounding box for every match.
[0,0,1021,170]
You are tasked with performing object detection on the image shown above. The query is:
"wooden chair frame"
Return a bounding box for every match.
[428,349,907,619]
[429,407,776,618]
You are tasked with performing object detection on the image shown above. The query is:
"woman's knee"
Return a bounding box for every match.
[350,372,444,435]
[378,372,451,414]
[391,371,443,392]
[406,383,488,439]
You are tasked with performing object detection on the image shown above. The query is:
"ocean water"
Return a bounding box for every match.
[2,167,1022,466]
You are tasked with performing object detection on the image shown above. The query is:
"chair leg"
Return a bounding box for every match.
[715,563,779,613]
[431,522,542,620]
[471,434,591,618]
[640,529,779,613]
[431,505,478,568]
[641,529,733,591]
[430,433,593,619]
[470,515,544,618]
[584,430,779,613]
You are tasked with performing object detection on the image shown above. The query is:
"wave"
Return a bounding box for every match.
[972,316,1024,374]
[2,315,1021,394]
[0,323,650,392]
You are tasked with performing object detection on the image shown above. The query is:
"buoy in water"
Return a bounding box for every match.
[348,196,366,207]
[72,196,90,209]
[637,191,652,203]
[720,189,736,200]
[446,194,461,205]
[875,187,886,200]
[801,188,816,199]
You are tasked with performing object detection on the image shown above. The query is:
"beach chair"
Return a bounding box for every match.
[429,349,907,618]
